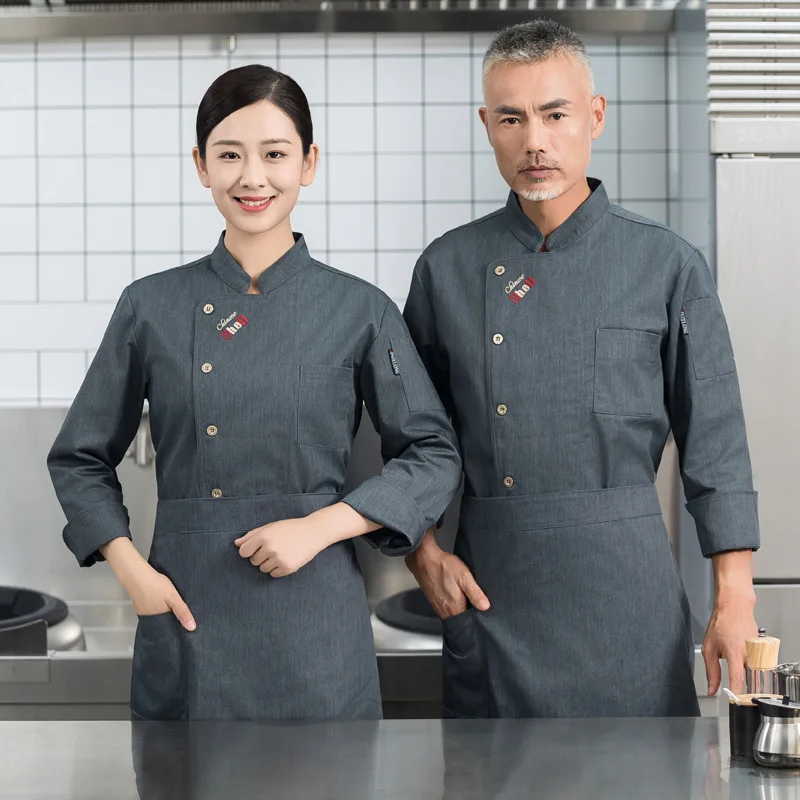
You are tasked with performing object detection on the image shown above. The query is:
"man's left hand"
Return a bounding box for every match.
[701,597,758,696]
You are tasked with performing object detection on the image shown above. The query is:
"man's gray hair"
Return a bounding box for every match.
[483,19,594,93]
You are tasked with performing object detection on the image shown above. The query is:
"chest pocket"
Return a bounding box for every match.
[593,328,662,417]
[297,364,356,449]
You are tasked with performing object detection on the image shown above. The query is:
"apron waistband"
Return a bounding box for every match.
[155,493,343,534]
[460,485,661,532]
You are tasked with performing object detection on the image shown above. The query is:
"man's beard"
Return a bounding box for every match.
[517,186,564,202]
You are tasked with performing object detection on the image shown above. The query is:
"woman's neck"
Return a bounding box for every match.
[223,219,296,293]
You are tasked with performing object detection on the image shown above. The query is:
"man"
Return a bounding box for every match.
[403,19,759,717]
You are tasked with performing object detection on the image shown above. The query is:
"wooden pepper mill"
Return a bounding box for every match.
[745,627,781,695]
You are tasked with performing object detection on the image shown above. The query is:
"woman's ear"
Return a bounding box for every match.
[300,143,320,188]
[192,146,211,189]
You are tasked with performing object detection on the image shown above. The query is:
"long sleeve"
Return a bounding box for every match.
[665,250,759,557]
[47,288,148,567]
[342,300,462,555]
[402,263,455,419]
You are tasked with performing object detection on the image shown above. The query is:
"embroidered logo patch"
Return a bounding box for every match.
[506,274,536,304]
[680,308,689,335]
[217,312,249,340]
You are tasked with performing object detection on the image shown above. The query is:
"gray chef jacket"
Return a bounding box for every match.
[47,232,461,721]
[403,179,759,718]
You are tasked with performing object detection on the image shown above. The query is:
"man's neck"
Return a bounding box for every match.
[518,177,592,241]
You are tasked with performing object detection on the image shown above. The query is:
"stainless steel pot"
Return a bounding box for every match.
[776,663,800,703]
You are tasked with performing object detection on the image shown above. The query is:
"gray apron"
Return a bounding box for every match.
[404,180,759,718]
[49,233,461,721]
[131,493,381,721]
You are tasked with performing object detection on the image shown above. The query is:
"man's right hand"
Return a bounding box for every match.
[100,538,196,631]
[405,529,490,619]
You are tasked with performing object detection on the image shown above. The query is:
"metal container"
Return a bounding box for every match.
[776,664,800,703]
[753,697,800,769]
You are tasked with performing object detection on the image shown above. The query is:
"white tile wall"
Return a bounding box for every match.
[0,32,690,406]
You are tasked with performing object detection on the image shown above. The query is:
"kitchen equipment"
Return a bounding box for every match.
[729,693,782,760]
[753,697,800,769]
[375,588,442,636]
[0,586,85,654]
[776,664,800,704]
[747,628,781,695]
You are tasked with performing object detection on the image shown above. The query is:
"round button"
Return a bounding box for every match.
[203,304,214,315]
[210,488,223,499]
[492,334,504,345]
[494,265,506,276]
[497,404,508,416]
[503,476,515,488]
[201,363,213,374]
[206,424,218,436]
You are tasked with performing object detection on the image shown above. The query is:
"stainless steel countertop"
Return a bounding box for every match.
[2,717,798,799]
[0,602,713,710]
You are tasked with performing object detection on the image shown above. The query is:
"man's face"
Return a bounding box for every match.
[480,54,606,202]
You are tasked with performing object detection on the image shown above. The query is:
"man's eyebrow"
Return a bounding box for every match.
[493,99,572,115]
[537,98,572,112]
[493,104,525,115]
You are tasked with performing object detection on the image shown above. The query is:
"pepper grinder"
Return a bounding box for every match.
[745,627,781,695]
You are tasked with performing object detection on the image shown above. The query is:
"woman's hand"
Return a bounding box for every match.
[235,518,330,577]
[100,537,196,631]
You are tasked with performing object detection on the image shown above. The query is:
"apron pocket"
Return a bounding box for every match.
[441,608,486,717]
[389,337,443,413]
[130,612,185,721]
[296,364,355,449]
[593,328,661,417]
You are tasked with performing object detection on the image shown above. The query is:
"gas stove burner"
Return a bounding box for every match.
[375,588,442,636]
[0,586,85,654]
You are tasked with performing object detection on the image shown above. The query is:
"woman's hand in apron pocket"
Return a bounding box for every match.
[405,529,490,620]
[100,538,196,631]
[235,518,330,578]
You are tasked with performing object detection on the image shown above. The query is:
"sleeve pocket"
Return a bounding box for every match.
[389,337,444,414]
[682,297,737,380]
[297,364,355,448]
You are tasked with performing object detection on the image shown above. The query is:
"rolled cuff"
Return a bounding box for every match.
[343,477,426,557]
[686,490,760,557]
[62,501,132,567]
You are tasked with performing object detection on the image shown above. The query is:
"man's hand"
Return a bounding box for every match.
[405,529,490,619]
[702,550,758,696]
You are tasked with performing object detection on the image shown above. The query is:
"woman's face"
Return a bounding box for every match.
[193,99,318,237]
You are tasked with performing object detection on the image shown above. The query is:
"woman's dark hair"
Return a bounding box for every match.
[196,64,313,158]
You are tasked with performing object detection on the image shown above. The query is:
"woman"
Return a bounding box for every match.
[47,65,461,722]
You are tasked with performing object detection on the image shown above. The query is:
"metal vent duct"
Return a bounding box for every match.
[0,0,687,43]
[707,0,800,152]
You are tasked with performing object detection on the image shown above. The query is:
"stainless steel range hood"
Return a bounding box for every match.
[0,0,692,43]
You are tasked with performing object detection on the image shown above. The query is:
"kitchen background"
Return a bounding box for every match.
[0,29,707,405]
[1,3,796,721]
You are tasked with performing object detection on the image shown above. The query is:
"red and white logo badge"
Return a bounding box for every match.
[506,274,536,304]
[217,312,249,340]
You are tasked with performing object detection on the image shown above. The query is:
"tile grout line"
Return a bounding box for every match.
[82,38,88,304]
[372,32,378,286]
[178,37,184,263]
[33,41,39,308]
[131,35,137,283]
